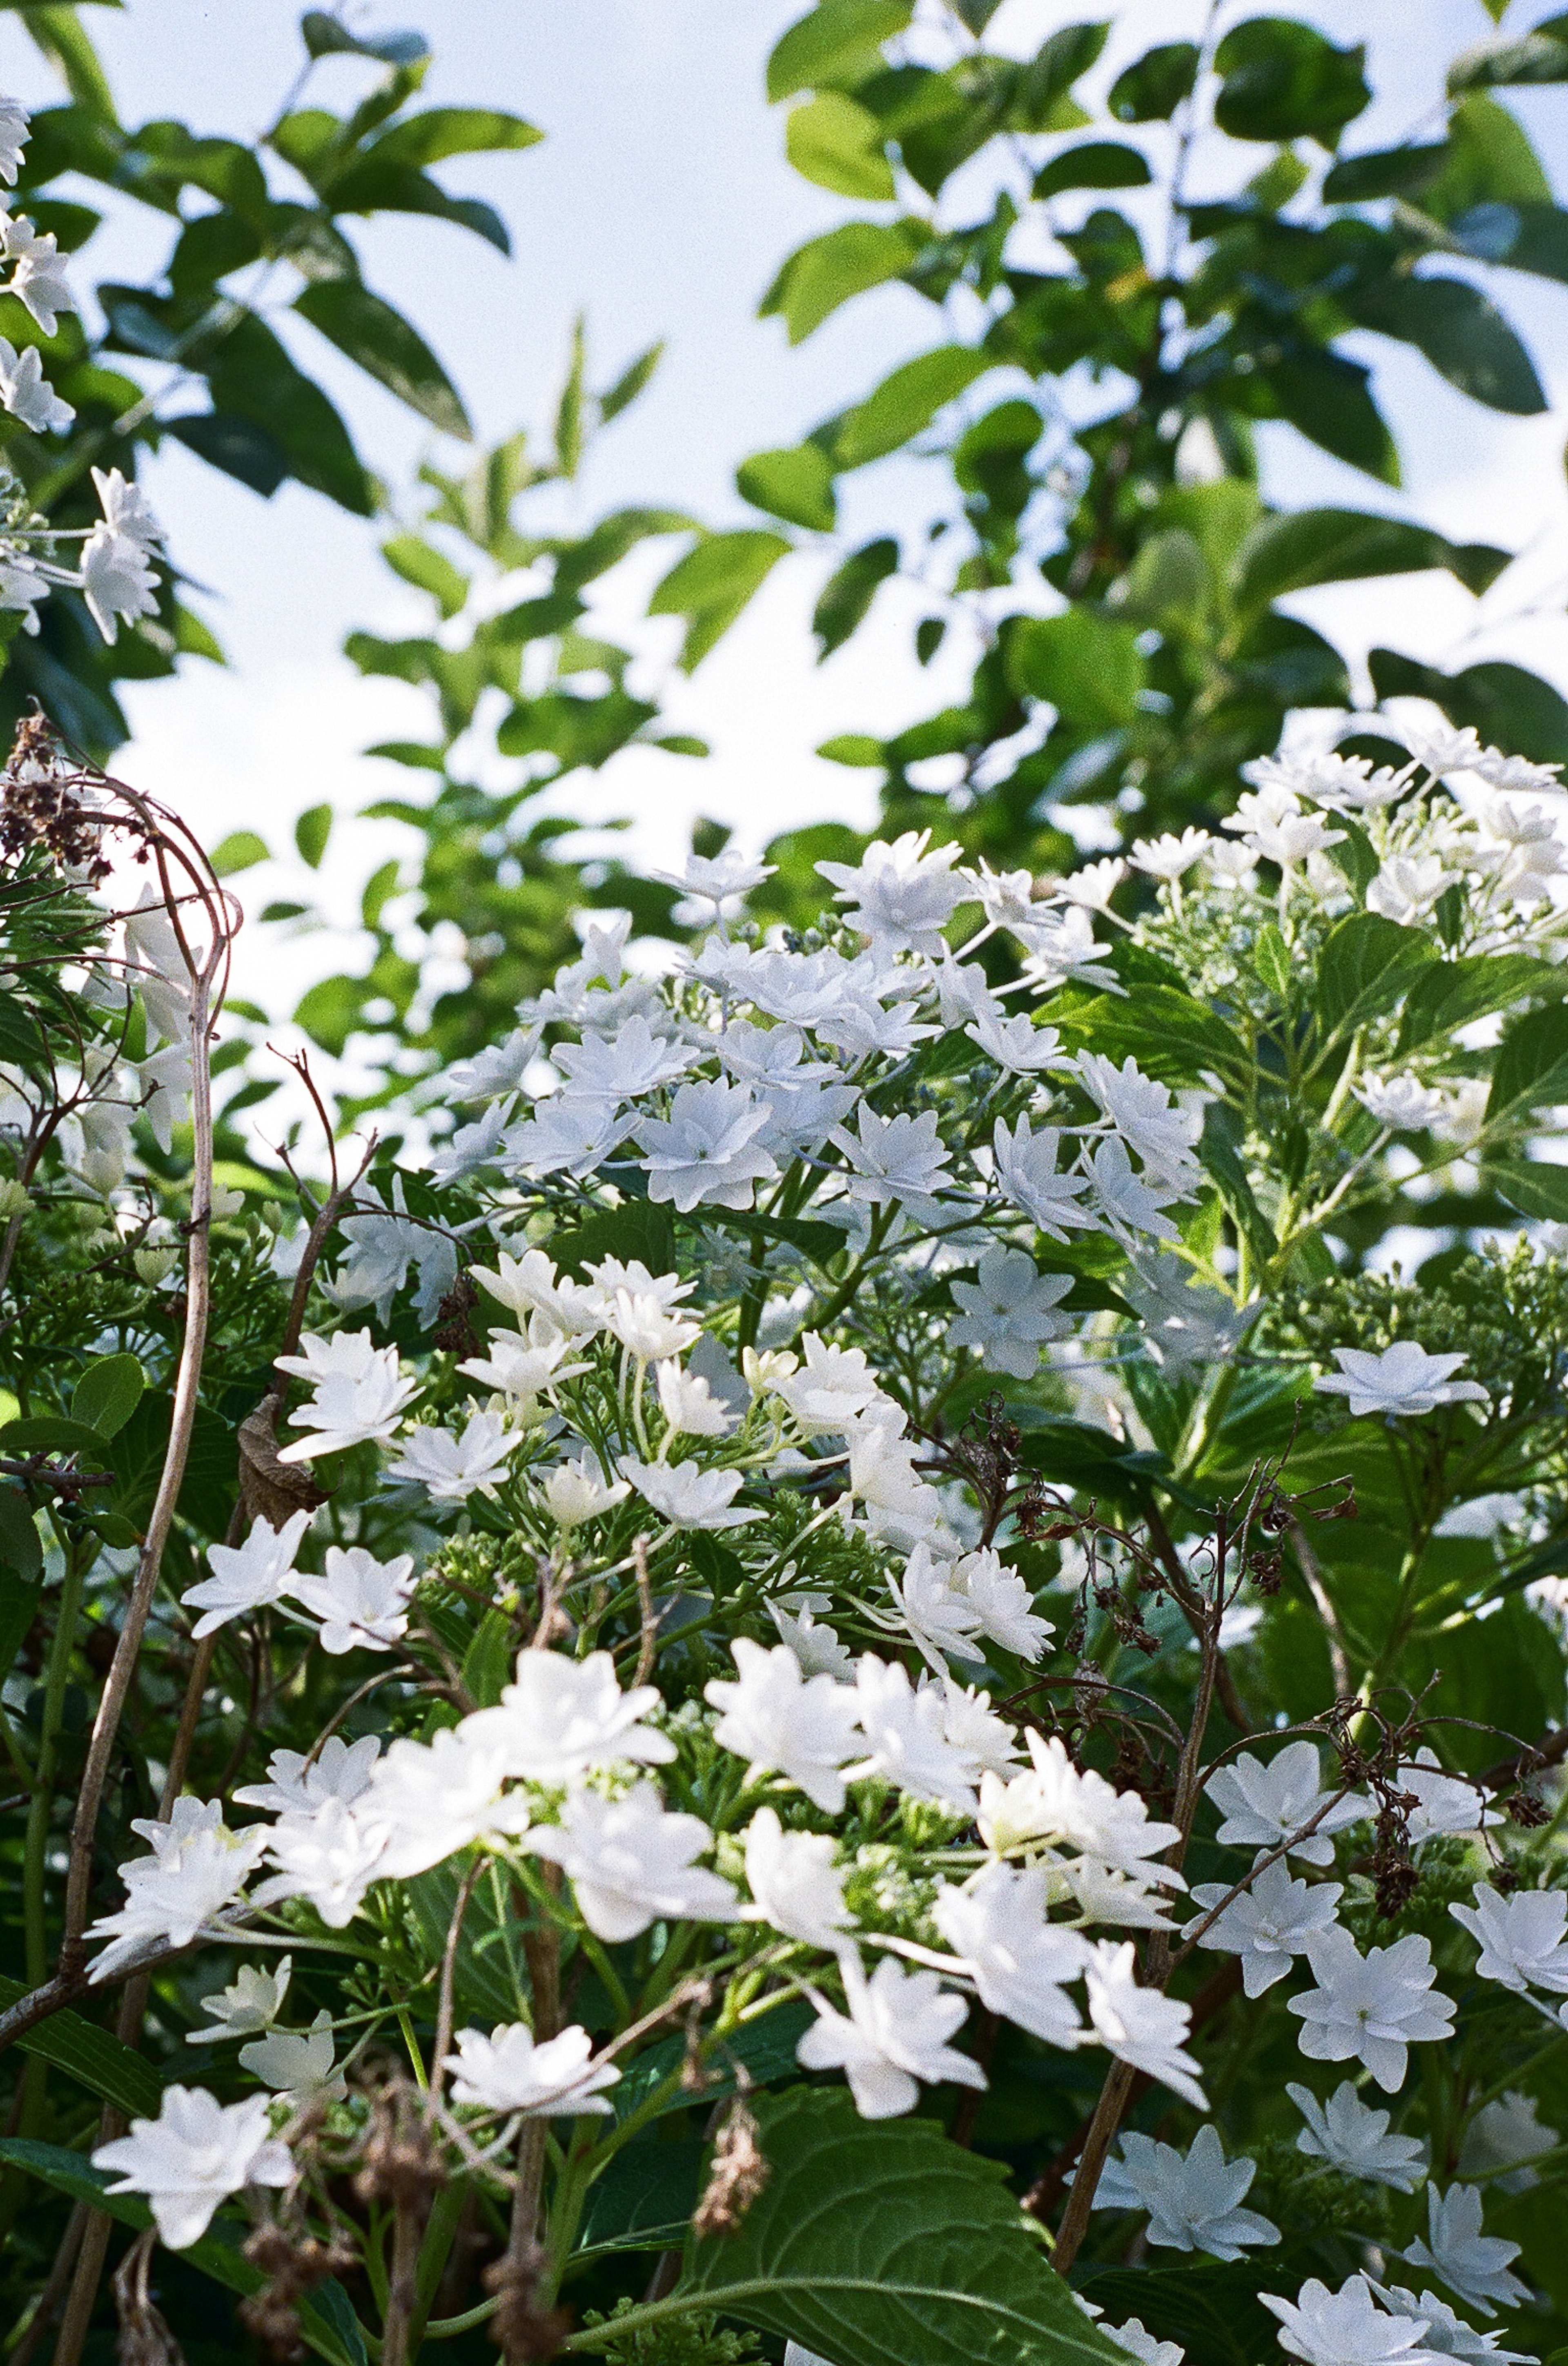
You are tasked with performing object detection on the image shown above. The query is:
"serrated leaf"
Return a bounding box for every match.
[1315,914,1434,1042]
[1397,954,1562,1053]
[676,2087,1127,2366]
[1486,1002,1568,1122]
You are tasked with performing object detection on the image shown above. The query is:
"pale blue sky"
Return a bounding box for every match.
[2,0,1565,1024]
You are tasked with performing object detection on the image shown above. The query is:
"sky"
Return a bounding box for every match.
[2,0,1566,1031]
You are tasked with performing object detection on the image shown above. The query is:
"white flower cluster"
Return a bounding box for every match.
[0,94,164,639]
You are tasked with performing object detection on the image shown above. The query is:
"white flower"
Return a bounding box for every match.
[767,1591,854,1680]
[1262,2274,1440,2366]
[290,1545,417,1655]
[528,1782,738,1940]
[1102,2321,1185,2366]
[1059,857,1127,911]
[466,1648,675,1785]
[234,1735,383,1817]
[1458,2092,1557,2195]
[1206,1740,1364,1867]
[1372,2283,1533,2366]
[1394,1753,1497,1845]
[552,1016,696,1104]
[255,1797,389,1928]
[1314,1345,1487,1420]
[504,1096,628,1180]
[706,1639,863,1811]
[635,1077,777,1211]
[619,1454,758,1530]
[816,830,973,955]
[1288,2081,1428,2192]
[743,1806,856,1948]
[1245,749,1414,813]
[181,1509,312,1639]
[448,1024,541,1102]
[829,1103,953,1220]
[795,1952,984,2118]
[599,1289,702,1364]
[843,1408,942,1543]
[964,1005,1067,1075]
[0,337,71,432]
[359,1724,525,1881]
[1367,855,1457,924]
[655,849,775,923]
[1131,828,1214,880]
[970,857,1042,932]
[1224,785,1345,868]
[1402,2184,1528,2318]
[1087,1135,1183,1242]
[1356,1075,1450,1131]
[4,216,76,335]
[849,1654,980,1814]
[239,2009,345,2105]
[1450,1883,1568,1996]
[954,1547,1053,1661]
[458,1325,587,1406]
[1018,903,1119,991]
[187,1958,292,2044]
[87,1817,265,1982]
[1084,1939,1207,2108]
[275,1329,419,1461]
[443,2022,621,2117]
[980,1731,1183,1883]
[773,1333,883,1433]
[1190,1861,1343,1997]
[91,464,163,553]
[0,94,29,184]
[387,1409,522,1502]
[94,2087,293,2251]
[890,1539,984,1662]
[1075,1053,1202,1189]
[991,1115,1097,1239]
[656,1357,735,1438]
[536,1451,630,1529]
[931,1863,1089,2047]
[1288,1929,1456,2092]
[1206,838,1257,888]
[950,1247,1072,1378]
[1094,2124,1280,2259]
[80,517,160,647]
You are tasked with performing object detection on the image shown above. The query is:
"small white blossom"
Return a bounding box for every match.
[275,1329,419,1461]
[94,2087,292,2250]
[931,1862,1089,2047]
[443,2022,621,2116]
[1190,1860,1343,1997]
[743,1806,856,1949]
[0,337,72,432]
[829,1103,953,1220]
[1458,2091,1557,2195]
[290,1545,417,1655]
[991,1115,1097,1239]
[816,830,973,955]
[1356,1076,1450,1131]
[387,1409,522,1502]
[535,1451,630,1529]
[1450,1883,1568,1997]
[620,1454,758,1530]
[528,1782,738,1941]
[1262,2274,1440,2366]
[1315,1345,1487,1420]
[1402,2184,1529,2318]
[466,1648,675,1785]
[234,1735,382,1816]
[1093,2124,1280,2260]
[950,1247,1071,1377]
[1206,1740,1364,1867]
[1130,828,1214,880]
[1059,856,1127,911]
[849,1653,981,1814]
[1288,2081,1428,2192]
[636,1077,777,1211]
[1288,1929,1456,2092]
[1084,1939,1207,2108]
[181,1509,312,1638]
[239,2009,345,2105]
[655,1356,735,1438]
[707,1639,863,1811]
[187,1958,293,2045]
[796,1952,984,2118]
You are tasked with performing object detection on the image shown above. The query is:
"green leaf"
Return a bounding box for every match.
[676,2087,1128,2366]
[1323,143,1452,203]
[1486,1003,1568,1122]
[71,1353,145,1440]
[0,1560,39,1655]
[381,533,469,618]
[786,91,894,197]
[818,733,884,765]
[1397,954,1562,1053]
[599,339,664,423]
[461,1607,515,1708]
[648,532,791,670]
[1348,274,1545,415]
[1013,25,1111,129]
[1033,139,1152,200]
[1232,508,1505,610]
[1257,348,1398,484]
[205,311,373,515]
[1007,609,1145,729]
[767,0,913,101]
[760,219,927,343]
[813,537,899,657]
[1214,17,1370,143]
[0,1416,108,1457]
[737,446,837,532]
[294,281,472,438]
[1315,914,1434,1042]
[295,803,334,869]
[830,346,995,471]
[1449,20,1568,93]
[209,830,270,876]
[366,106,542,166]
[553,1200,676,1281]
[300,9,428,66]
[0,1980,163,2117]
[1485,1159,1568,1221]
[1108,40,1198,122]
[164,410,290,497]
[1368,650,1568,767]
